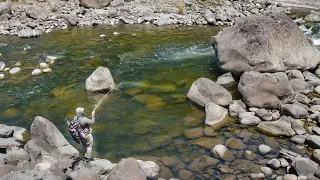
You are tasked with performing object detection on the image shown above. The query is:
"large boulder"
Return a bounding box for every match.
[79,0,112,8]
[213,12,320,75]
[86,66,115,93]
[292,158,318,176]
[107,158,147,180]
[257,116,296,136]
[187,78,232,107]
[238,71,294,109]
[30,116,79,159]
[25,5,49,20]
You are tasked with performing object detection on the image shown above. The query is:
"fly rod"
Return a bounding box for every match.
[93,90,112,112]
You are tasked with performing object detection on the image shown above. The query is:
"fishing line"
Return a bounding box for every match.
[93,90,112,112]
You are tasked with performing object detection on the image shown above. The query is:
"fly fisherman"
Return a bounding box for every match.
[74,107,95,162]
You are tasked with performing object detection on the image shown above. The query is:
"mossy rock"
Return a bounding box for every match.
[3,108,19,118]
[124,87,143,95]
[182,116,202,127]
[305,22,314,29]
[133,94,161,104]
[194,137,224,149]
[226,138,246,150]
[183,127,203,139]
[149,135,172,148]
[132,120,158,135]
[147,100,166,110]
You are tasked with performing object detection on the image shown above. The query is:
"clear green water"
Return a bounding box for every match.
[0,25,223,161]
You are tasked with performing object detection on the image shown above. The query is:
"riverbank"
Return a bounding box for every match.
[0,0,289,38]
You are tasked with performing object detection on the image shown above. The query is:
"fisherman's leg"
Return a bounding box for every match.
[81,139,87,159]
[84,134,93,159]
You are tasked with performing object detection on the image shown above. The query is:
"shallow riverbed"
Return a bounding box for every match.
[0,25,315,179]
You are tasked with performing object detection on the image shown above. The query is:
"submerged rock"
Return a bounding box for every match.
[187,78,232,107]
[187,155,220,173]
[238,71,294,109]
[213,12,320,75]
[86,66,115,93]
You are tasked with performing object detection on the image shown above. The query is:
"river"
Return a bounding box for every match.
[0,24,316,178]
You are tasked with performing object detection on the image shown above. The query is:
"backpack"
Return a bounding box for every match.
[67,115,86,144]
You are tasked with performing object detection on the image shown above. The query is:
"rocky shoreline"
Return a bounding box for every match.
[0,0,291,38]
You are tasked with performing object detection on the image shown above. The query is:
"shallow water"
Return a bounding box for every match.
[0,25,314,178]
[0,25,221,158]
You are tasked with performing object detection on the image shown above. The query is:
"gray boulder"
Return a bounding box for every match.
[110,0,125,7]
[4,149,30,165]
[187,77,232,107]
[291,120,306,135]
[137,160,159,178]
[281,104,308,119]
[294,93,311,105]
[305,135,320,149]
[292,158,318,176]
[26,5,49,20]
[256,108,272,121]
[205,102,228,127]
[288,70,304,80]
[314,98,320,105]
[86,66,115,93]
[257,116,296,136]
[216,72,235,87]
[0,138,21,149]
[0,124,13,138]
[229,100,246,117]
[204,9,216,24]
[291,135,306,145]
[214,12,320,75]
[79,0,112,8]
[30,116,79,159]
[240,116,261,125]
[63,13,78,26]
[290,78,310,94]
[238,71,294,109]
[107,158,147,180]
[0,1,11,15]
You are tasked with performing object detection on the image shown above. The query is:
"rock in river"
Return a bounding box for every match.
[213,12,320,75]
[187,77,232,107]
[86,66,115,93]
[205,102,228,127]
[257,116,296,137]
[238,71,294,109]
[9,67,21,75]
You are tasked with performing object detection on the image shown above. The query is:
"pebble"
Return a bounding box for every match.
[260,166,272,176]
[31,69,42,76]
[0,74,4,79]
[267,158,281,169]
[258,144,272,155]
[100,34,106,37]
